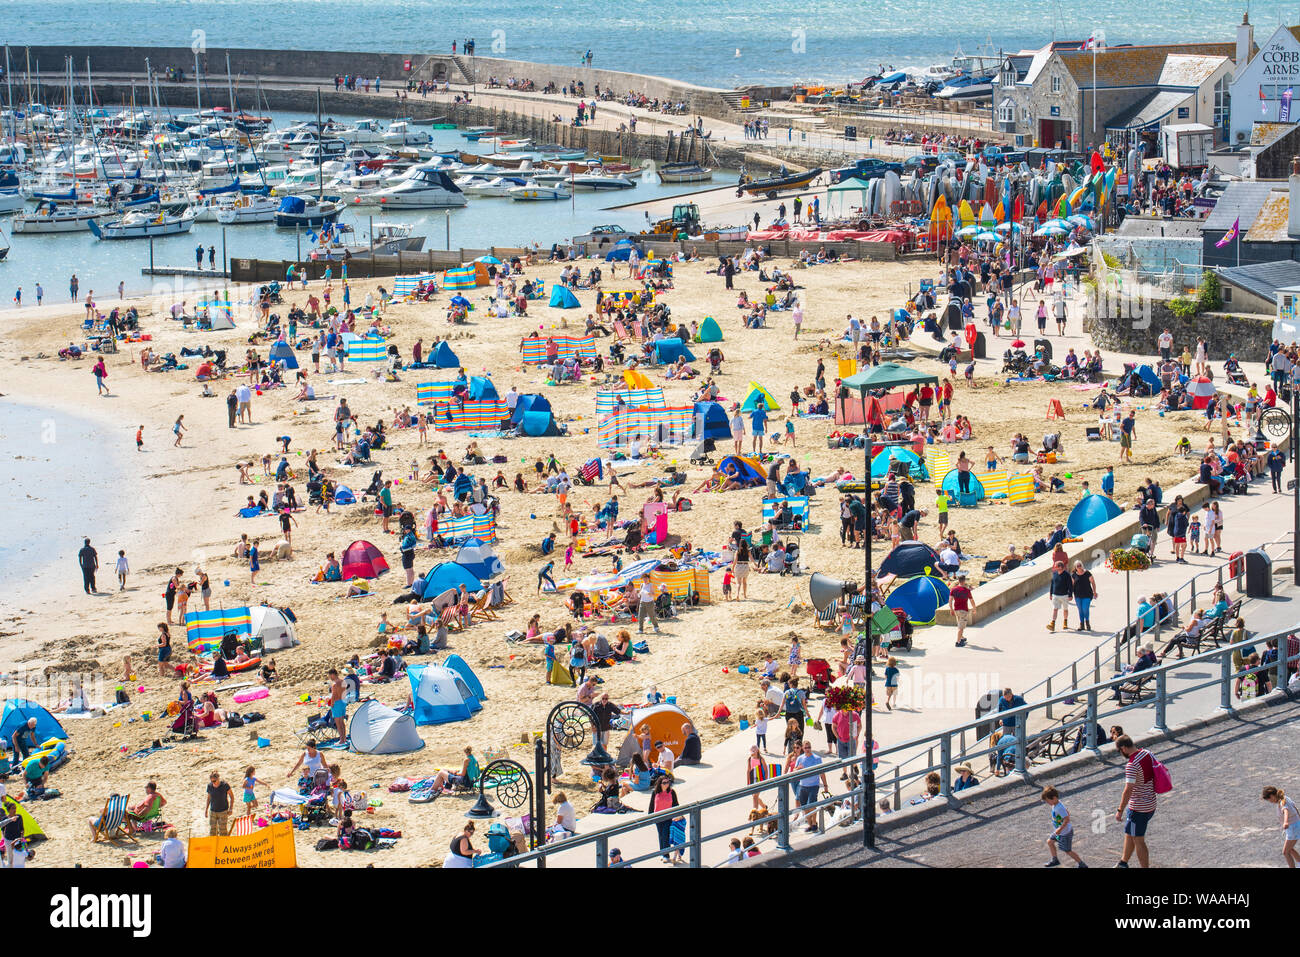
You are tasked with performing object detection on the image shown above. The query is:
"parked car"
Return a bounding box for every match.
[828,157,904,184]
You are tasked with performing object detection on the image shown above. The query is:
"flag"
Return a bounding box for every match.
[1260,85,1269,116]
[1083,35,1096,50]
[1282,88,1294,123]
[1215,217,1239,248]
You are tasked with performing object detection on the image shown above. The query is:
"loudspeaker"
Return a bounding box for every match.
[809,573,850,612]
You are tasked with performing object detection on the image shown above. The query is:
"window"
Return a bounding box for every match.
[1213,75,1230,131]
[1051,74,1061,94]
[1222,286,1233,303]
[998,100,1015,124]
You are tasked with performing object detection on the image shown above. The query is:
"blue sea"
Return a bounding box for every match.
[2,0,1294,87]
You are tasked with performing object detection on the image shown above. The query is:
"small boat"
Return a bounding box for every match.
[569,171,636,190]
[508,181,572,201]
[658,161,713,184]
[0,228,9,261]
[495,138,533,152]
[934,72,995,101]
[0,189,25,214]
[11,200,106,233]
[215,193,279,224]
[89,206,196,240]
[737,167,823,198]
[537,145,586,161]
[384,121,432,147]
[335,119,387,147]
[274,195,343,228]
[344,222,426,256]
[455,174,527,197]
[367,165,467,209]
[461,127,496,141]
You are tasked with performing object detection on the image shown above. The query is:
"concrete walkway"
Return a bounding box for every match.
[781,692,1300,868]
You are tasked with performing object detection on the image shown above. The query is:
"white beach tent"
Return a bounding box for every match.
[349,700,425,754]
[454,538,504,580]
[408,664,480,725]
[250,605,298,651]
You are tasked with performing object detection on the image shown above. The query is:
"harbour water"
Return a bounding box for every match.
[0,113,730,297]
[3,0,1290,86]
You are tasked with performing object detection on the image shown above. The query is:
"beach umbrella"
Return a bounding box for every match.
[1067,213,1095,230]
[1011,339,1026,348]
[994,222,1022,233]
[1034,224,1068,237]
[954,224,980,238]
[973,230,999,243]
[475,255,502,264]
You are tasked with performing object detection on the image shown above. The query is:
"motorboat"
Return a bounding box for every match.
[658,161,713,184]
[10,200,106,233]
[367,164,466,208]
[344,222,426,256]
[455,174,527,197]
[934,72,995,101]
[335,119,388,147]
[737,167,823,198]
[274,194,343,228]
[89,206,196,239]
[214,193,279,223]
[460,126,495,139]
[569,171,636,190]
[0,189,25,214]
[384,121,432,147]
[508,181,571,201]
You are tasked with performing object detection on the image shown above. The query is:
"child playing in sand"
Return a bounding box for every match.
[722,568,734,600]
[1175,436,1191,457]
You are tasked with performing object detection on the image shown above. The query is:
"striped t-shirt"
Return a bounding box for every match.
[1124,749,1157,813]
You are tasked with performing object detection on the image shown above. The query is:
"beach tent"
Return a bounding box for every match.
[698,316,723,343]
[432,341,459,368]
[876,541,942,580]
[334,485,356,505]
[7,800,45,842]
[604,238,640,261]
[939,468,986,502]
[250,605,298,651]
[693,401,732,440]
[408,664,477,725]
[443,654,486,702]
[870,447,928,480]
[654,338,695,364]
[511,393,552,424]
[886,575,950,626]
[422,562,484,597]
[521,409,561,436]
[455,539,504,580]
[716,455,765,487]
[341,540,389,579]
[1065,493,1124,537]
[615,702,695,765]
[467,376,498,401]
[741,381,780,412]
[349,700,425,755]
[1135,364,1163,394]
[0,699,66,745]
[623,369,655,390]
[267,340,299,370]
[207,309,235,331]
[549,285,581,308]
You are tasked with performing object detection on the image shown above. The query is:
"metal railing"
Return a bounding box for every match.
[883,536,1290,789]
[487,627,1299,868]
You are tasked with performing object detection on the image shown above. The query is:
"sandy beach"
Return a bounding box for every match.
[0,251,1204,868]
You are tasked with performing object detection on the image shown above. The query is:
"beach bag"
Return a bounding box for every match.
[632,641,650,654]
[1150,754,1173,794]
[314,838,339,852]
[225,712,244,729]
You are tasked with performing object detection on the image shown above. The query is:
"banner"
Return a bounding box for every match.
[187,819,297,868]
[1281,87,1294,124]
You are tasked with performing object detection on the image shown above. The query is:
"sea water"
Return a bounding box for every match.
[0,401,136,606]
[2,0,1289,86]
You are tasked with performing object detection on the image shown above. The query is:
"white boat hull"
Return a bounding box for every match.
[508,185,571,201]
[11,210,103,233]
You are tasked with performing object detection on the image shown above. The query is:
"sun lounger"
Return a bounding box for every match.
[91,793,138,844]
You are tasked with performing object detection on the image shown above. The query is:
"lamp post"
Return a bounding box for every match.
[542,700,614,794]
[465,758,535,852]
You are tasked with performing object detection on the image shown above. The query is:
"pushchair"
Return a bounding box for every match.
[1001,349,1030,375]
[805,658,833,695]
[364,469,384,496]
[170,701,197,738]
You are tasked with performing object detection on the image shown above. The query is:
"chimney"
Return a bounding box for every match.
[1236,12,1254,66]
[1290,156,1300,239]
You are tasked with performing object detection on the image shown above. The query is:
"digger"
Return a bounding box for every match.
[649,203,701,239]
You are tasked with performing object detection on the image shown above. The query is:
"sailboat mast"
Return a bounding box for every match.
[193,48,202,114]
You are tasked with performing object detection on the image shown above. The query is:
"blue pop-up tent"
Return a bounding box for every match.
[421,562,484,598]
[433,341,459,368]
[522,410,561,436]
[408,664,477,725]
[550,286,580,308]
[1066,493,1124,536]
[0,699,66,745]
[870,447,929,480]
[693,401,731,440]
[455,538,504,580]
[511,393,552,425]
[467,376,498,400]
[876,541,941,580]
[886,575,951,625]
[939,468,986,502]
[268,340,299,369]
[654,338,695,363]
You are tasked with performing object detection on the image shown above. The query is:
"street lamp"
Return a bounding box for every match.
[542,700,612,794]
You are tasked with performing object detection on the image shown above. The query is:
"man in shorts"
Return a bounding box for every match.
[949,571,975,646]
[328,668,347,742]
[1114,735,1158,867]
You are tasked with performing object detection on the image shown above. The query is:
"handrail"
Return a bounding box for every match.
[885,536,1289,784]
[487,626,1299,868]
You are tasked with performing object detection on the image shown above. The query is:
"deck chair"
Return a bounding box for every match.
[91,793,138,844]
[470,592,499,623]
[228,814,260,837]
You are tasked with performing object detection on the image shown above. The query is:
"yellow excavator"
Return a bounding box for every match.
[648,203,701,238]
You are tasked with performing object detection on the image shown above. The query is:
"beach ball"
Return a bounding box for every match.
[722,667,729,673]
[223,579,231,586]
[530,513,536,519]
[737,665,749,674]
[138,686,146,693]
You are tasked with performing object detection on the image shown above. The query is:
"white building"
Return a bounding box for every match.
[1228,17,1300,145]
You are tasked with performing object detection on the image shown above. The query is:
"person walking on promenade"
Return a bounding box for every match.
[1114,735,1159,868]
[1260,785,1300,868]
[1042,785,1087,867]
[949,570,975,646]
